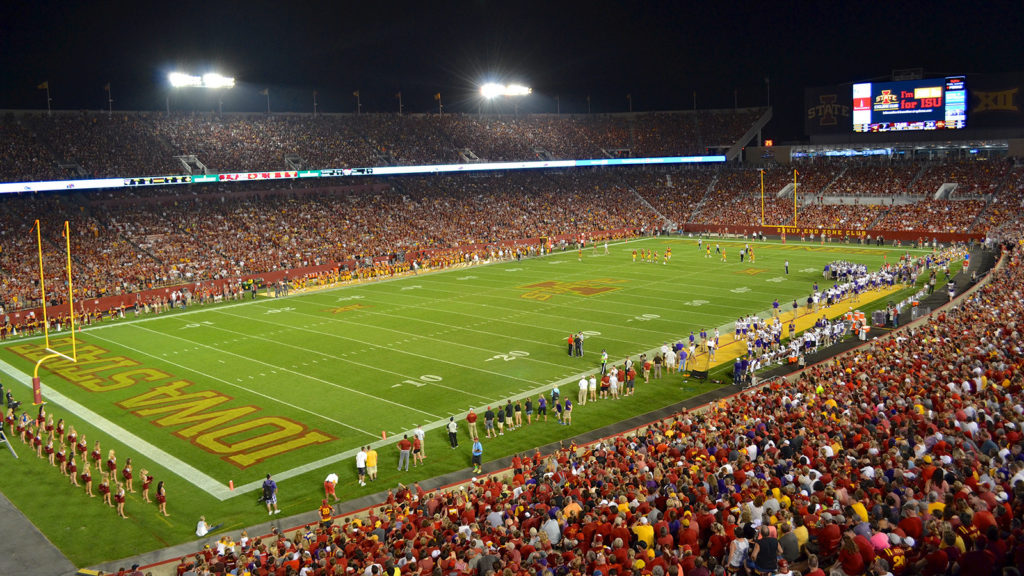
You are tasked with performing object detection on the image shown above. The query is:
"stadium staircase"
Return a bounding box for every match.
[684,173,719,224]
[820,165,847,195]
[723,107,772,162]
[933,183,957,200]
[905,161,932,194]
[174,154,209,175]
[458,149,482,163]
[284,154,306,171]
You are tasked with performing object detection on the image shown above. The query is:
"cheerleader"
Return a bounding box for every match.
[55,418,65,443]
[69,455,80,486]
[44,414,54,436]
[99,477,112,506]
[17,412,29,442]
[141,469,154,503]
[56,442,68,475]
[76,433,88,458]
[36,404,46,428]
[90,440,102,470]
[4,406,14,435]
[45,435,55,466]
[33,426,44,458]
[66,425,78,452]
[82,462,94,497]
[115,483,128,519]
[122,457,134,493]
[156,481,168,517]
[105,449,117,481]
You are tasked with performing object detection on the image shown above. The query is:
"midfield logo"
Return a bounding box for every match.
[519,278,627,301]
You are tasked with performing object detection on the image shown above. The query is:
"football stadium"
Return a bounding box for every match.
[1,6,1024,576]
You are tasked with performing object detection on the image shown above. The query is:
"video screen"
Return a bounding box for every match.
[852,76,966,132]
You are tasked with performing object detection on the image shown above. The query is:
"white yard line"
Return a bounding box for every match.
[125,324,448,419]
[85,330,380,440]
[271,299,604,370]
[207,309,539,396]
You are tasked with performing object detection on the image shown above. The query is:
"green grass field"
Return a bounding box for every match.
[0,237,934,565]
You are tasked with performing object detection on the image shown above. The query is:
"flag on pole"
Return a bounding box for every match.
[395,92,401,99]
[259,88,269,96]
[313,90,318,97]
[37,81,49,90]
[353,90,359,97]
[434,92,441,101]
[104,83,110,92]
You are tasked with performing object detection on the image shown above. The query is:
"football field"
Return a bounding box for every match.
[0,237,931,564]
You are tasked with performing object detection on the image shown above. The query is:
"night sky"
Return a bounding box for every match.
[2,0,1022,141]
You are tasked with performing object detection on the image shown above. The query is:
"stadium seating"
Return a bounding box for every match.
[162,240,1023,576]
[0,110,1021,575]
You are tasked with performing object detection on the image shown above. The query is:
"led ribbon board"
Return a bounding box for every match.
[0,155,726,195]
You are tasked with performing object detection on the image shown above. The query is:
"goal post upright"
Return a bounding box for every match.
[31,219,78,406]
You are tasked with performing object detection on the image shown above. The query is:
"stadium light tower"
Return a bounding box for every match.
[480,82,531,116]
[167,71,236,114]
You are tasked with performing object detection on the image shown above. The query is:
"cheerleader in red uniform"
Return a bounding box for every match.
[33,427,44,458]
[105,449,116,481]
[4,407,14,435]
[44,414,54,436]
[56,443,68,475]
[45,436,55,466]
[122,457,134,493]
[82,462,94,497]
[16,413,29,442]
[66,425,77,452]
[68,455,79,486]
[55,418,65,443]
[141,469,154,503]
[90,440,102,470]
[76,433,88,458]
[115,483,127,519]
[156,481,169,517]
[36,405,45,428]
[99,477,112,506]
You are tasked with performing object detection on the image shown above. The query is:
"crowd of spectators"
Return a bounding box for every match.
[169,241,1023,576]
[2,161,1020,316]
[911,160,1013,198]
[0,109,766,181]
[874,200,988,235]
[828,162,921,197]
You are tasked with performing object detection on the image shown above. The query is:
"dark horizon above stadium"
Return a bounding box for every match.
[2,0,1022,142]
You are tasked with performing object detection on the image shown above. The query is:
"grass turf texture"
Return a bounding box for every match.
[0,237,941,566]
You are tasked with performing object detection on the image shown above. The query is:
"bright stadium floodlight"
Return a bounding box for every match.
[505,84,531,96]
[169,72,202,87]
[169,72,235,89]
[480,82,532,99]
[481,83,504,99]
[202,73,235,89]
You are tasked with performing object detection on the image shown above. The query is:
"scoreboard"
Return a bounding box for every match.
[852,76,966,132]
